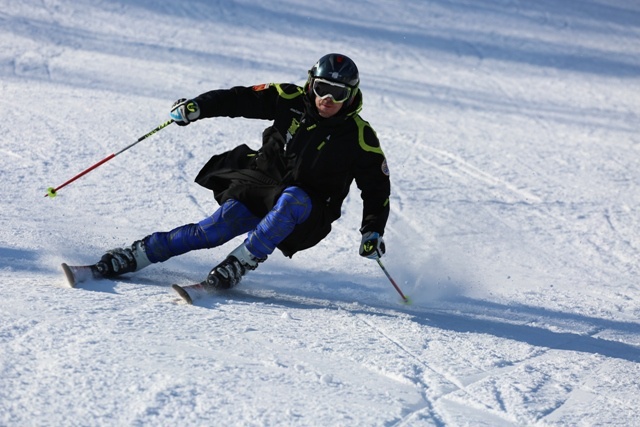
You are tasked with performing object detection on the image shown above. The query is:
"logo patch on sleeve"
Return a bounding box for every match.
[252,83,271,91]
[381,159,390,176]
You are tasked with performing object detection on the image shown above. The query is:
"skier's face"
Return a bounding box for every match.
[315,95,344,118]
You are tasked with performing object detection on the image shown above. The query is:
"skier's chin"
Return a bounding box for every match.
[317,104,341,118]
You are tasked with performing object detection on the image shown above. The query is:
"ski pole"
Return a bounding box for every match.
[376,256,411,304]
[45,119,174,198]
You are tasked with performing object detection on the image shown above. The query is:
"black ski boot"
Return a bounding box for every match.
[206,244,265,289]
[95,240,151,278]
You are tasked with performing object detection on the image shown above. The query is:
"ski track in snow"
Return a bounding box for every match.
[1,0,640,426]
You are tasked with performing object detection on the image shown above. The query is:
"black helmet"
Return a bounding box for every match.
[307,53,359,106]
[309,53,359,87]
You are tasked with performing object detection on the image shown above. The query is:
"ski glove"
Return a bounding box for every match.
[170,98,200,126]
[359,231,386,259]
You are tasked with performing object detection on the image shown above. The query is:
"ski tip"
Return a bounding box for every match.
[402,295,412,305]
[172,284,193,305]
[61,263,76,288]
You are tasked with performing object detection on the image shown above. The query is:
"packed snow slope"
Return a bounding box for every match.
[1,0,639,425]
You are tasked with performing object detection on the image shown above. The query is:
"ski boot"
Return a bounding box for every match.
[95,240,152,278]
[62,240,152,287]
[206,243,265,289]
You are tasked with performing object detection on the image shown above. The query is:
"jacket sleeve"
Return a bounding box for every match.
[353,122,391,235]
[192,84,281,120]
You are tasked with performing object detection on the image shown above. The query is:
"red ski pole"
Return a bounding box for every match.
[376,256,411,304]
[45,120,174,198]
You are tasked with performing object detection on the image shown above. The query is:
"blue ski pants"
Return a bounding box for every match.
[143,186,312,263]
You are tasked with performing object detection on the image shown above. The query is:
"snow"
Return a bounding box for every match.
[1,0,639,425]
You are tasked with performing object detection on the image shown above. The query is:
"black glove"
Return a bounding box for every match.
[170,98,200,126]
[359,231,385,259]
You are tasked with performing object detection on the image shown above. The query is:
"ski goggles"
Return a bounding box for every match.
[312,78,353,103]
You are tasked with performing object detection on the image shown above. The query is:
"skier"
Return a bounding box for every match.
[92,53,390,289]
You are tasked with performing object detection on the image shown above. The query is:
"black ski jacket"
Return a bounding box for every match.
[193,83,390,257]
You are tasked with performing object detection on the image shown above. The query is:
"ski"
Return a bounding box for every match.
[61,263,103,287]
[62,262,221,304]
[172,281,218,305]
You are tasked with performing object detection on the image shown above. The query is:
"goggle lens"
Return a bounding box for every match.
[312,79,352,103]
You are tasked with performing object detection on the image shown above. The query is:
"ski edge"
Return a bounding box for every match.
[172,281,222,305]
[61,262,102,288]
[172,284,194,305]
[61,263,76,288]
